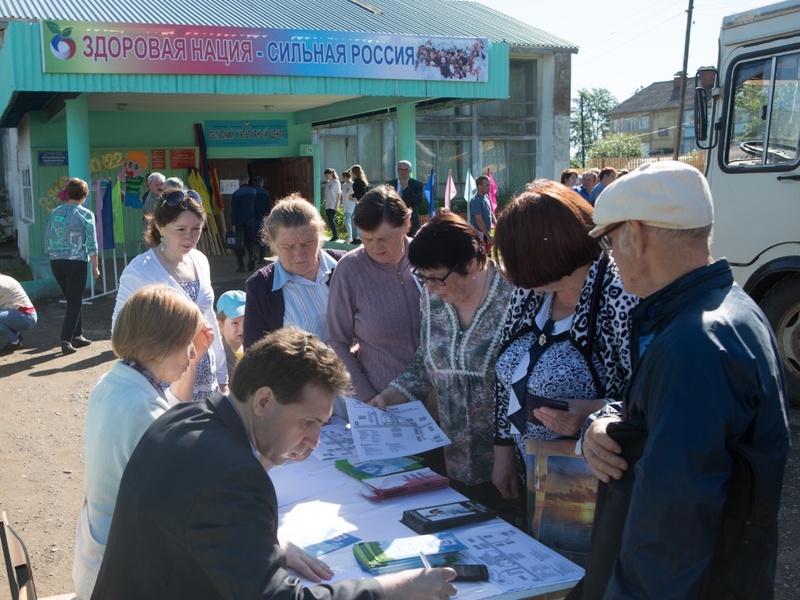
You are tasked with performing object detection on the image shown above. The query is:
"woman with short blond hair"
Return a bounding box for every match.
[73,284,210,600]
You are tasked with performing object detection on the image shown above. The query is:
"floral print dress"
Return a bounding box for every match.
[390,267,514,486]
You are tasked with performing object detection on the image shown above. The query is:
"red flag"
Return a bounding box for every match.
[487,168,498,215]
[444,169,457,210]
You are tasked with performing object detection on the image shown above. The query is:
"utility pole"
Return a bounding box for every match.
[673,0,695,160]
[580,94,586,168]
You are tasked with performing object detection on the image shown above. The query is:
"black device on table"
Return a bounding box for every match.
[452,564,490,582]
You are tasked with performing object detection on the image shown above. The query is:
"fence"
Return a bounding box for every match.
[585,153,705,172]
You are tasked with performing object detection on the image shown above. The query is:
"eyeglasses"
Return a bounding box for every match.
[412,264,459,287]
[163,190,201,208]
[597,222,625,252]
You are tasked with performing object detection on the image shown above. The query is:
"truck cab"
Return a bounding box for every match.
[694,0,800,403]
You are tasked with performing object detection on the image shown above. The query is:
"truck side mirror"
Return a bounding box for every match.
[695,67,718,149]
[695,87,709,142]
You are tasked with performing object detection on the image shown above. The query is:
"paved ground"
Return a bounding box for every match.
[0,252,798,598]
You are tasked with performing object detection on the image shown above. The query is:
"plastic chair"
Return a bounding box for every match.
[1,511,76,600]
[1,510,37,600]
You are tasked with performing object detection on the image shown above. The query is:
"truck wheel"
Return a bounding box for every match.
[760,275,800,407]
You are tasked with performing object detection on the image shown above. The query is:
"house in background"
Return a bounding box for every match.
[608,72,695,156]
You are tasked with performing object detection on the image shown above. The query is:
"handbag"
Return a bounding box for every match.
[224,230,244,250]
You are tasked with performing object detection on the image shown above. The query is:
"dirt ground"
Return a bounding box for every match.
[1,272,799,598]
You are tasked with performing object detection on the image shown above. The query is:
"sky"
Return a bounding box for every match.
[475,0,777,103]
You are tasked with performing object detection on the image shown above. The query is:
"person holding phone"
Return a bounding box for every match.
[491,180,638,500]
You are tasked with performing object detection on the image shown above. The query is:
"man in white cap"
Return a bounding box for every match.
[579,161,789,598]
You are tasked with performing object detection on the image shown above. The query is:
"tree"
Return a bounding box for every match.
[589,133,644,159]
[570,88,619,166]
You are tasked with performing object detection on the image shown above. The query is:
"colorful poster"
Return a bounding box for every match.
[40,20,489,82]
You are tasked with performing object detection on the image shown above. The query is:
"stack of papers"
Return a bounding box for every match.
[335,456,424,480]
[353,532,466,575]
[360,467,449,500]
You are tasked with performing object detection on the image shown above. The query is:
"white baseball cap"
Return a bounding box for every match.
[589,161,714,237]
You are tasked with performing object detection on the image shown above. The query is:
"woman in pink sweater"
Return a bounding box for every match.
[326,186,421,401]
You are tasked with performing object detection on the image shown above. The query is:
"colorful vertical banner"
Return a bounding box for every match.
[487,169,498,215]
[424,170,436,218]
[444,170,457,210]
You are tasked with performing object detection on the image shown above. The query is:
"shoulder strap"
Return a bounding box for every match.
[576,252,610,397]
[587,252,610,351]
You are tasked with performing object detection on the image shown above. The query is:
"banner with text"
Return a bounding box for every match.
[41,20,489,82]
[205,120,288,147]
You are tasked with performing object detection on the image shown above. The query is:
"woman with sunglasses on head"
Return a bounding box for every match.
[326,185,420,402]
[491,180,637,504]
[112,188,228,402]
[369,213,514,509]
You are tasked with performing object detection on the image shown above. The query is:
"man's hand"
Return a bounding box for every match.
[282,541,334,582]
[492,445,519,500]
[583,417,628,483]
[534,399,605,437]
[378,567,457,600]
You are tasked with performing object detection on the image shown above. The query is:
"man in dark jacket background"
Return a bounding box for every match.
[386,160,424,236]
[231,172,257,272]
[581,161,789,598]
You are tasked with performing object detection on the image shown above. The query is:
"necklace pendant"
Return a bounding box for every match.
[538,333,547,346]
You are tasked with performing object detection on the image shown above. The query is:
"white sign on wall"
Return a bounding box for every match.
[220,179,239,195]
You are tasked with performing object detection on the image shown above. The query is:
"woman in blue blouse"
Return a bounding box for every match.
[45,177,99,355]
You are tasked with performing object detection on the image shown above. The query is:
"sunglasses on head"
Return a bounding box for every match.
[163,189,201,208]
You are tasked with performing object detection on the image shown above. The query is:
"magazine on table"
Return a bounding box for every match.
[353,531,466,575]
[360,467,449,500]
[335,455,425,480]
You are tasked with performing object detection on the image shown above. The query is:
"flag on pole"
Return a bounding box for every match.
[100,180,116,250]
[112,180,126,246]
[464,169,477,223]
[424,169,436,218]
[487,168,498,215]
[444,169,457,210]
[94,180,105,254]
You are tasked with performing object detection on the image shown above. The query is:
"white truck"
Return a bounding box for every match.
[694,0,800,404]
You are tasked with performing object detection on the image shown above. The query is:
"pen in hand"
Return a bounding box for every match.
[419,551,432,569]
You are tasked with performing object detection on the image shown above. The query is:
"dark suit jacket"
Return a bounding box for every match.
[243,248,347,349]
[386,178,424,233]
[91,394,384,600]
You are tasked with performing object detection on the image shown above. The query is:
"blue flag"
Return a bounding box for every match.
[100,180,115,250]
[424,169,436,218]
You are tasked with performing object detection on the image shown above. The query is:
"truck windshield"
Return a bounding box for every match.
[726,50,800,168]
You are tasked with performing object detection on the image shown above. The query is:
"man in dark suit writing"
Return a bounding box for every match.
[387,159,424,236]
[92,327,457,600]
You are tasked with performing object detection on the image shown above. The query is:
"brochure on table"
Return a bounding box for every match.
[314,400,450,462]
